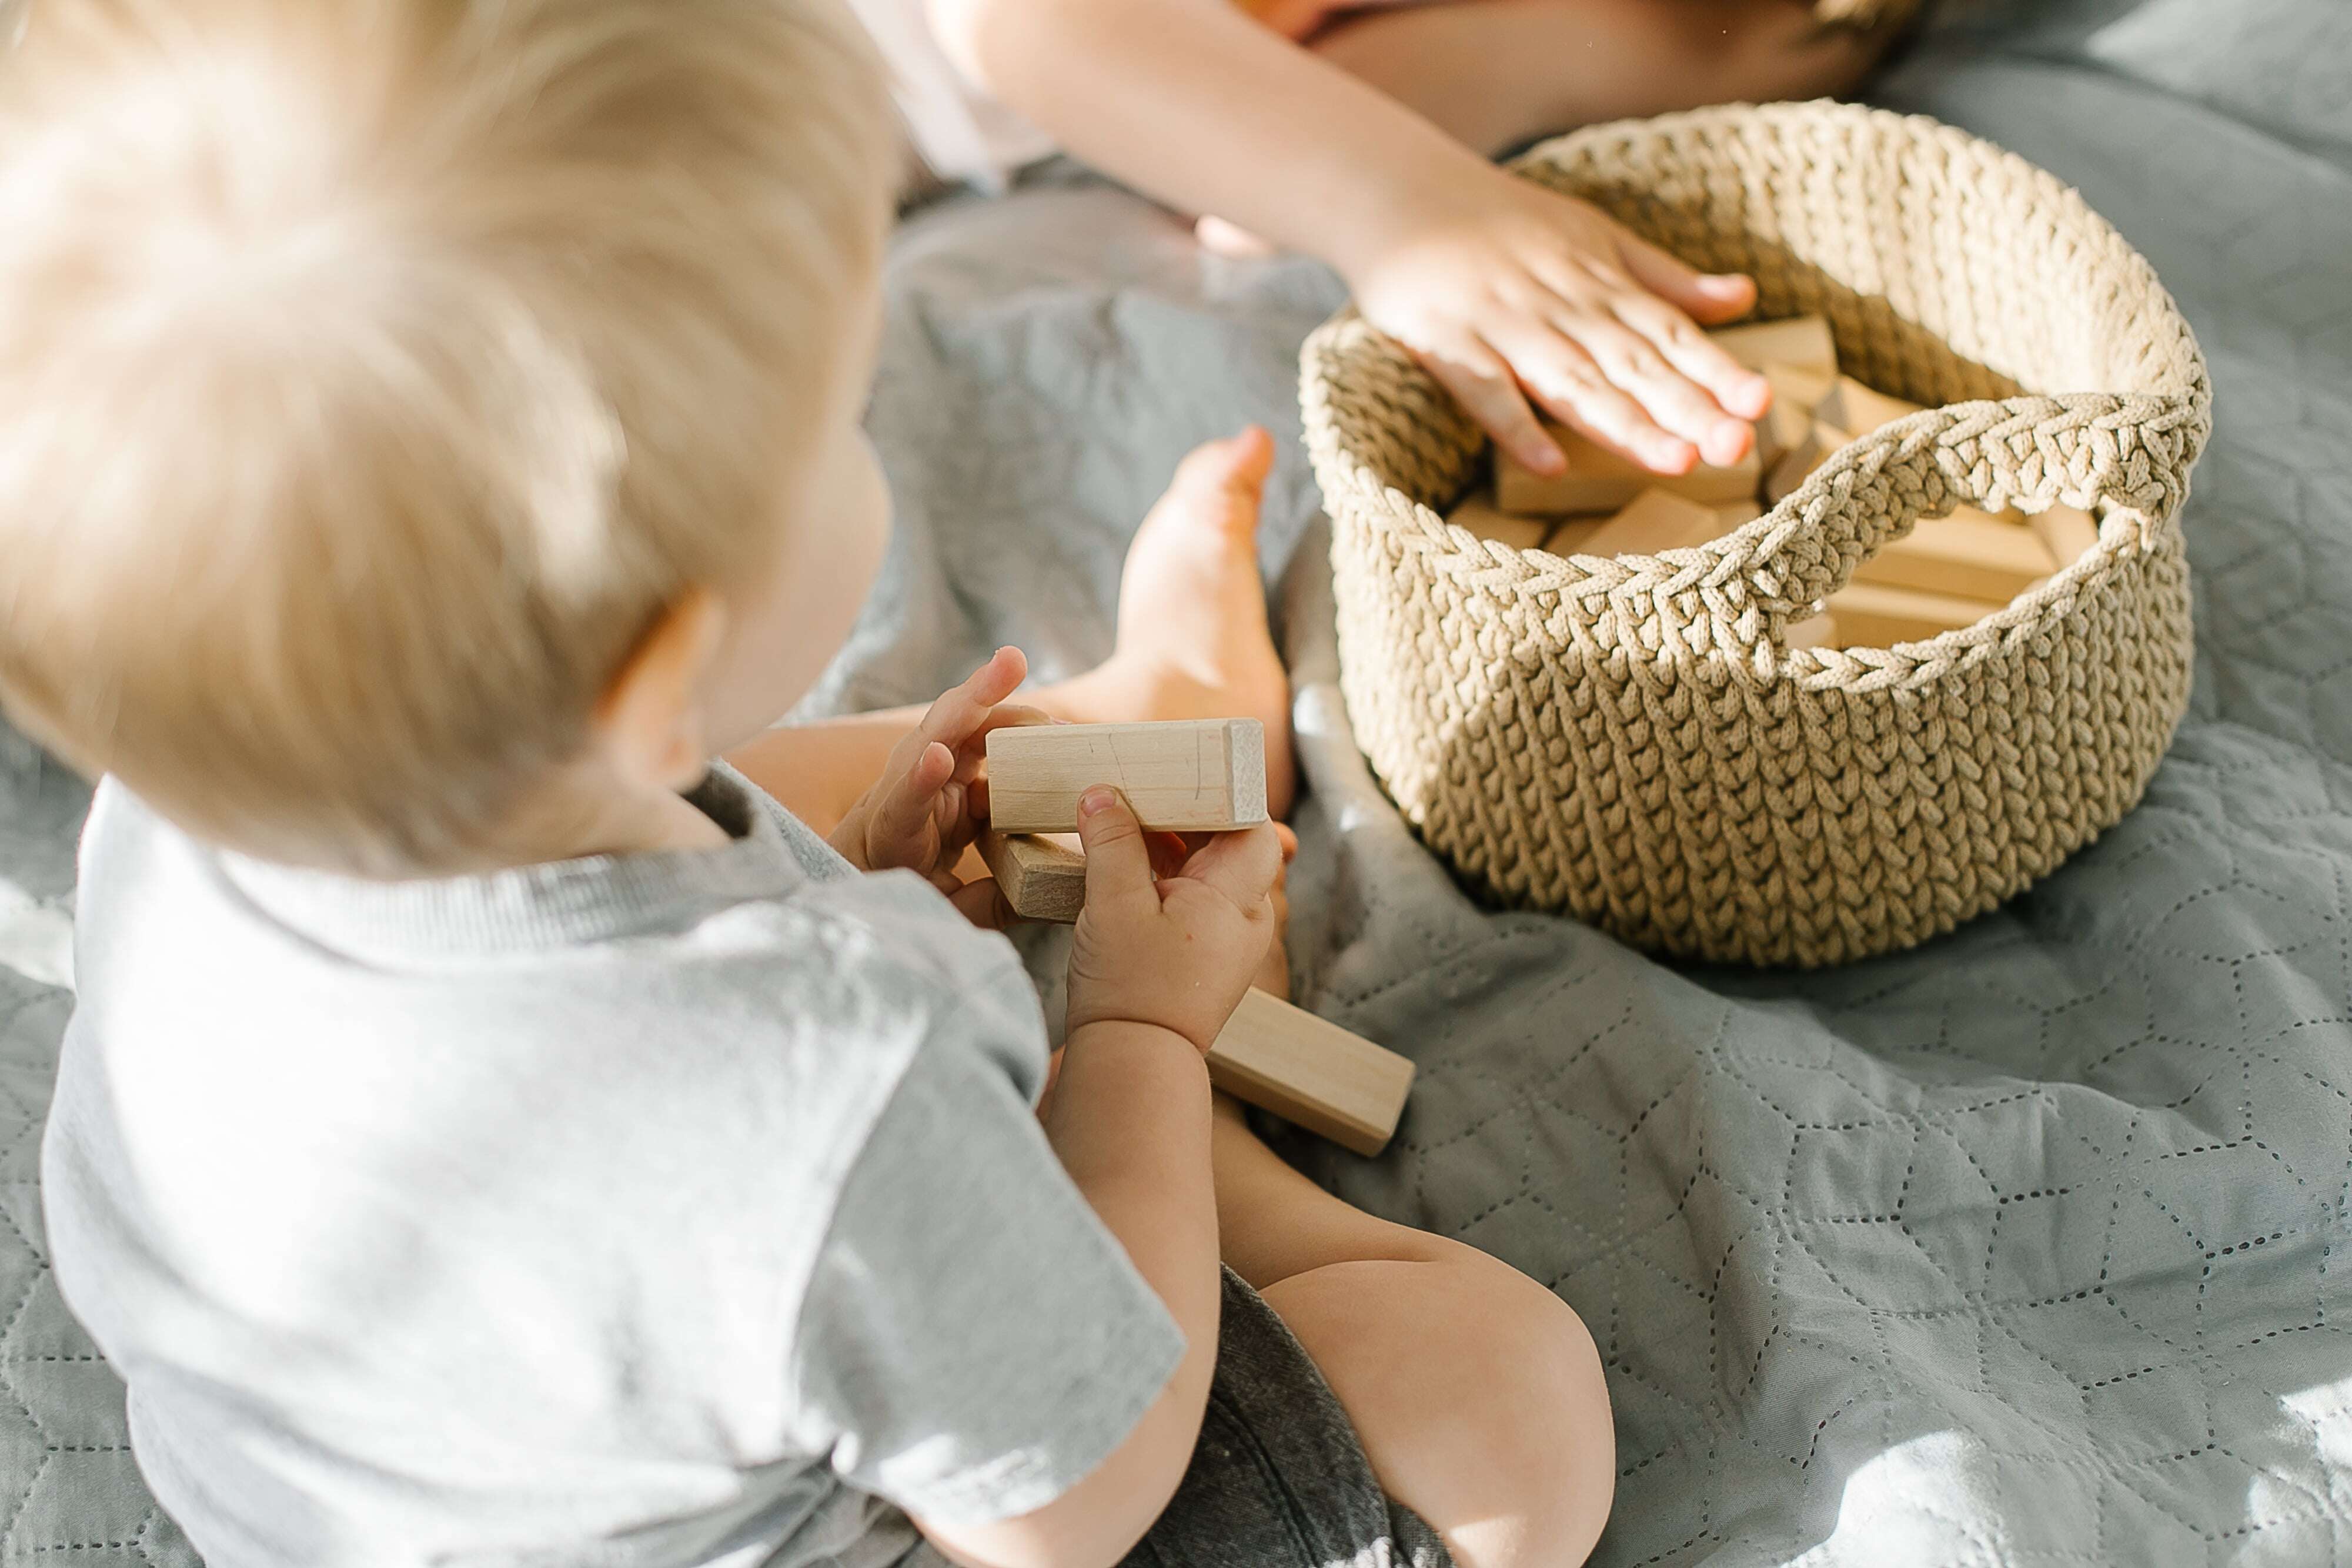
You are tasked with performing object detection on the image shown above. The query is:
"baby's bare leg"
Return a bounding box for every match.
[1311,0,1898,158]
[727,431,1292,836]
[1211,1099,1616,1568]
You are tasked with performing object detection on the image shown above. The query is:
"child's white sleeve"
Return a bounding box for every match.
[784,1019,1188,1526]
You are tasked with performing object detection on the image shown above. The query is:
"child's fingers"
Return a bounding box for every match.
[1552,312,1752,469]
[913,646,1030,754]
[1414,337,1562,476]
[870,739,954,848]
[1608,292,1771,423]
[1178,821,1285,911]
[1496,325,1694,475]
[947,877,1020,932]
[1167,427,1277,512]
[1615,230,1757,327]
[1075,788,1161,922]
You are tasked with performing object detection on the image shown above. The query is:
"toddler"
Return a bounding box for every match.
[864,0,1905,481]
[1,2,1611,1566]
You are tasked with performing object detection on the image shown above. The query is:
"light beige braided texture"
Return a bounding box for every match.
[1300,102,2210,968]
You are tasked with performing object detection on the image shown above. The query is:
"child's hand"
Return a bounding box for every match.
[829,647,1048,882]
[1064,788,1285,1054]
[1342,171,1775,478]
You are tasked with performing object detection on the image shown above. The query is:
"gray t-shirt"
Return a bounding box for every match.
[42,765,1184,1568]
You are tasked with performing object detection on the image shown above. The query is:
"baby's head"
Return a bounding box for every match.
[0,0,899,874]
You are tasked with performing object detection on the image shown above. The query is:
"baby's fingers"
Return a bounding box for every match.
[911,646,1030,757]
[1492,320,1695,475]
[870,740,956,849]
[1608,291,1771,427]
[1178,822,1285,913]
[1415,337,1562,476]
[1615,230,1756,328]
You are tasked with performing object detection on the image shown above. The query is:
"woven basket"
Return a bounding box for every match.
[1299,102,2210,968]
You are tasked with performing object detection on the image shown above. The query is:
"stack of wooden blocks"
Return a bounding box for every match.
[979,719,1414,1156]
[1458,315,2103,649]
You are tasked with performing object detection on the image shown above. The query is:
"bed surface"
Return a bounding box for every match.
[5,0,2350,1560]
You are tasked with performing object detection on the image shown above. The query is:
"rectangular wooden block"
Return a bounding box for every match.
[1447,487,1550,551]
[977,831,1087,922]
[1850,511,2059,603]
[1818,375,1926,434]
[1709,314,1838,377]
[1715,499,1764,530]
[1786,612,1838,649]
[1754,390,1815,472]
[1763,361,1836,412]
[987,719,1269,834]
[1544,517,1605,556]
[2029,503,2100,567]
[1826,581,2004,647]
[1579,488,1730,558]
[1208,989,1415,1157]
[1495,427,1762,516]
[1765,421,1853,503]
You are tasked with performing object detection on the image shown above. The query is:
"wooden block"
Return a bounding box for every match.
[1850,512,2059,603]
[1579,488,1730,557]
[1763,362,1836,411]
[1709,314,1837,378]
[1495,427,1761,516]
[1787,613,1838,649]
[977,832,1086,922]
[1754,389,1815,472]
[1715,499,1763,529]
[987,719,1268,834]
[1208,989,1414,1156]
[1826,581,2004,647]
[1543,517,1605,556]
[2028,503,2100,567]
[1818,375,1925,434]
[1447,487,1549,551]
[1765,421,1852,503]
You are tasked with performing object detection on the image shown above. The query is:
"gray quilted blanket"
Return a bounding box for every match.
[5,0,2350,1561]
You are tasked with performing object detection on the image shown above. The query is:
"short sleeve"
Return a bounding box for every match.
[787,1022,1188,1527]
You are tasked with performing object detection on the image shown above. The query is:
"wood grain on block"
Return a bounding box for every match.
[1786,613,1838,649]
[1826,581,2003,647]
[1580,488,1730,557]
[976,832,1086,922]
[1715,499,1764,529]
[2029,504,2100,567]
[1544,517,1604,556]
[1709,314,1837,377]
[1446,487,1549,551]
[986,719,1269,834]
[1765,421,1852,503]
[1207,989,1415,1156]
[1850,512,2058,602]
[1495,427,1761,516]
[1818,375,1925,434]
[1763,362,1835,411]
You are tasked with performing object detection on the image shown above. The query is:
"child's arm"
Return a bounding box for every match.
[911,793,1285,1568]
[930,0,1772,477]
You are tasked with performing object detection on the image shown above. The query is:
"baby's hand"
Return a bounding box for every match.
[830,647,1048,882]
[1065,789,1285,1054]
[1343,172,1775,477]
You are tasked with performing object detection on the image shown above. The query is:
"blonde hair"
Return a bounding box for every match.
[0,0,897,873]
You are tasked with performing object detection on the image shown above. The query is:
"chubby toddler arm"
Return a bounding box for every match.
[912,791,1282,1568]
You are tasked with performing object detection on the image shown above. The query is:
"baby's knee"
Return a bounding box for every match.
[1470,1273,1615,1562]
